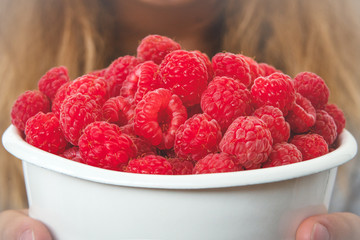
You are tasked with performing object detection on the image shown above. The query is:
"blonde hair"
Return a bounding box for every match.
[0,0,359,210]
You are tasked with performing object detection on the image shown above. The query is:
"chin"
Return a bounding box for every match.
[137,0,196,6]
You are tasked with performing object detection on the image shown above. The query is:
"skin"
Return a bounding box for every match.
[1,0,360,239]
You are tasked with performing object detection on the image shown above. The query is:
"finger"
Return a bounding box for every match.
[0,209,52,240]
[296,212,360,240]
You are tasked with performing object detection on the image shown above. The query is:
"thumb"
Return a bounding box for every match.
[0,209,52,240]
[296,212,360,240]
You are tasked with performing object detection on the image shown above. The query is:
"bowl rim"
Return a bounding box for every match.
[2,124,358,189]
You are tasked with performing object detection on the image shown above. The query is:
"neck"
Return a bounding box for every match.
[113,0,226,57]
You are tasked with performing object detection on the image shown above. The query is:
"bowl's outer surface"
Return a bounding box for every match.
[2,125,358,240]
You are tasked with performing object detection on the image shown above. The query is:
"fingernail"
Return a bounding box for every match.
[19,229,35,240]
[311,223,330,240]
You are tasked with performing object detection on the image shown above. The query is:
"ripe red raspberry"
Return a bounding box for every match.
[262,142,303,168]
[89,68,106,78]
[219,116,273,168]
[311,109,337,145]
[126,155,173,175]
[167,158,194,175]
[79,121,137,171]
[186,104,203,118]
[192,50,214,82]
[11,90,51,131]
[251,72,296,116]
[294,72,329,109]
[200,76,252,132]
[133,61,160,104]
[38,66,70,100]
[193,153,243,174]
[59,93,103,145]
[325,103,346,135]
[119,123,136,136]
[102,96,134,126]
[119,64,142,101]
[258,63,280,77]
[137,34,181,65]
[239,54,262,85]
[52,81,71,118]
[290,133,328,160]
[104,55,140,97]
[65,74,109,105]
[130,136,157,158]
[25,112,68,154]
[244,162,262,170]
[134,88,188,149]
[212,52,252,87]
[158,50,208,107]
[253,106,290,144]
[59,146,84,163]
[174,113,222,161]
[286,93,316,133]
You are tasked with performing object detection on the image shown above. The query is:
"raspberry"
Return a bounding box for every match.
[174,113,222,161]
[200,76,252,132]
[290,133,328,160]
[79,121,137,171]
[102,96,134,126]
[133,61,160,104]
[59,93,103,145]
[239,54,262,85]
[253,106,290,144]
[325,103,346,135]
[293,72,329,109]
[193,152,242,174]
[244,162,262,170]
[167,158,194,175]
[192,50,214,82]
[262,142,302,168]
[286,93,316,133]
[310,109,337,145]
[130,136,157,158]
[126,155,173,175]
[119,64,142,101]
[104,55,140,97]
[51,81,71,118]
[25,112,68,154]
[186,104,203,118]
[65,74,109,105]
[119,123,136,136]
[258,63,280,77]
[11,90,51,131]
[137,34,181,65]
[158,50,208,107]
[59,146,84,163]
[212,52,252,87]
[89,68,106,78]
[251,72,296,116]
[134,88,187,149]
[219,116,273,168]
[38,66,70,100]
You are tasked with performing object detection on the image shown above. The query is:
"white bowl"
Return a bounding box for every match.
[2,124,358,240]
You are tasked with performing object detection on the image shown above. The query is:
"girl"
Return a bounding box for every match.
[1,0,360,239]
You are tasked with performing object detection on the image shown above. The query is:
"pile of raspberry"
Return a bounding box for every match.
[11,34,346,175]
